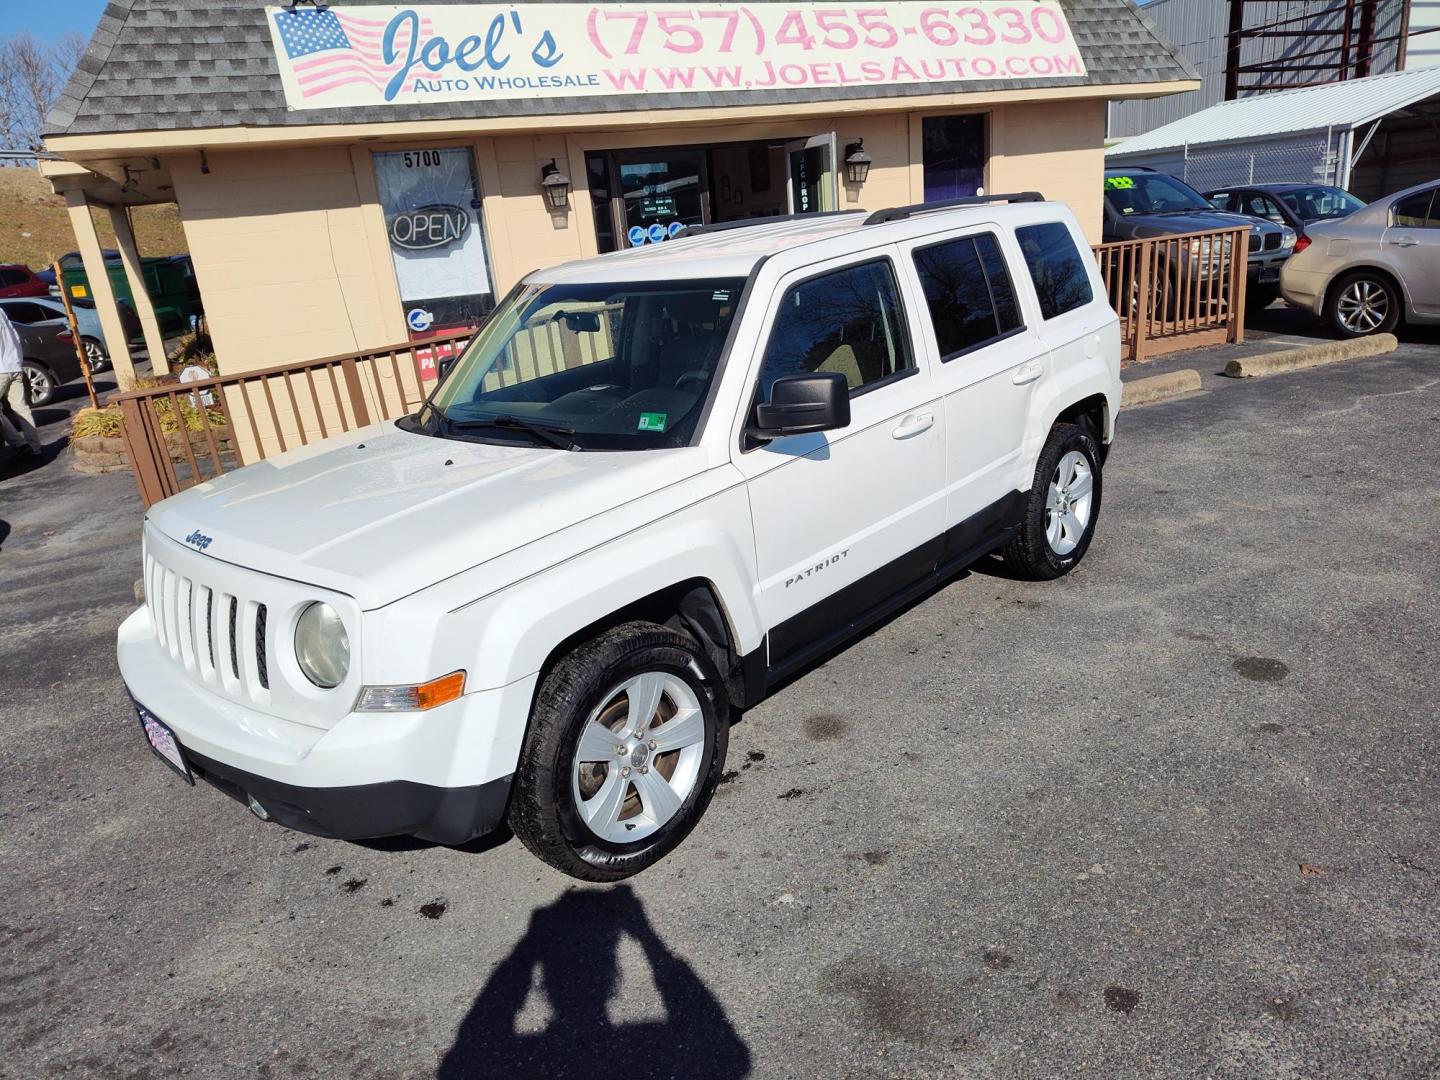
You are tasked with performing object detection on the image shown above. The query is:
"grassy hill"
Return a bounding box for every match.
[0,165,187,271]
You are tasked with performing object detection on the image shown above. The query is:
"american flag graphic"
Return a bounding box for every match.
[273,7,433,99]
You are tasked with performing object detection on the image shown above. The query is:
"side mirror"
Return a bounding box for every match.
[750,372,850,441]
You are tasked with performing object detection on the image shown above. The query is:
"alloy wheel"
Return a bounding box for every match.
[24,367,49,403]
[1336,280,1389,334]
[1045,450,1094,556]
[570,671,706,844]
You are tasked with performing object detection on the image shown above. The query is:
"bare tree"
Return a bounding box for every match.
[0,31,89,163]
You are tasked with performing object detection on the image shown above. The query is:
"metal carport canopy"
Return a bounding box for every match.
[1107,66,1440,157]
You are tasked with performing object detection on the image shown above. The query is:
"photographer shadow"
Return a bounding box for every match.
[438,884,750,1080]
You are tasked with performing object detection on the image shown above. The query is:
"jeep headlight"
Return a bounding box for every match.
[294,601,350,688]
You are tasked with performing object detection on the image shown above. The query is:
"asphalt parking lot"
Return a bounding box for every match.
[2,341,1438,1078]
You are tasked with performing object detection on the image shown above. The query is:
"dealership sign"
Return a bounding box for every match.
[267,2,1086,110]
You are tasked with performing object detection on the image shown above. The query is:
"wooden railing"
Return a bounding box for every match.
[116,330,472,507]
[1091,225,1249,363]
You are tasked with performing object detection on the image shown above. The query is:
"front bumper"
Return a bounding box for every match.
[118,607,539,844]
[184,742,510,844]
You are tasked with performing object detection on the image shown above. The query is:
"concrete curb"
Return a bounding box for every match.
[1221,333,1398,378]
[1122,369,1203,408]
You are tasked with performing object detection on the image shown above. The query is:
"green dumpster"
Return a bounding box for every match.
[61,253,202,340]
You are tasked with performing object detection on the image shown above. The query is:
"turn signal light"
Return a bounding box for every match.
[1294,235,1312,253]
[355,670,466,713]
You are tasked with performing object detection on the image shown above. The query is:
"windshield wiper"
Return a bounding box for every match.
[443,412,581,452]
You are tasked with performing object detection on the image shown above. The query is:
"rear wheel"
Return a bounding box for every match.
[21,361,56,407]
[1327,271,1400,338]
[81,337,109,373]
[508,621,729,881]
[1003,423,1103,580]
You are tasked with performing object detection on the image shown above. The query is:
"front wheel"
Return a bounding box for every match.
[1002,423,1104,580]
[508,621,729,881]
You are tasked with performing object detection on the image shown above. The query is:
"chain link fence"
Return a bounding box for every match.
[1109,129,1346,193]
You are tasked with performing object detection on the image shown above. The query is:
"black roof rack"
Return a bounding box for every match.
[863,192,1045,225]
[675,210,865,238]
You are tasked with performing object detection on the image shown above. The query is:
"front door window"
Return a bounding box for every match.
[373,147,495,339]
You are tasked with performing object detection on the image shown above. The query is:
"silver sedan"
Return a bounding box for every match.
[1280,179,1440,337]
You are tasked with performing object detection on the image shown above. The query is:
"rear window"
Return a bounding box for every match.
[912,234,1022,362]
[1015,222,1093,320]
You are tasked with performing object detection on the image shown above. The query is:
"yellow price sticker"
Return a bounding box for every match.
[1104,176,1136,190]
[72,284,88,297]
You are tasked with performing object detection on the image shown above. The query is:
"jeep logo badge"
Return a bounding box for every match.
[184,530,213,551]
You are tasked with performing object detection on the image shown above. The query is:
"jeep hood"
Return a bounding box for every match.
[147,423,710,609]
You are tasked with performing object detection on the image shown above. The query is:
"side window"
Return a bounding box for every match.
[0,269,23,287]
[1,302,46,324]
[758,259,915,397]
[1393,190,1437,228]
[912,233,1022,362]
[1208,192,1232,211]
[1015,222,1094,320]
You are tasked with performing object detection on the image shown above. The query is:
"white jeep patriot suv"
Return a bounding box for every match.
[118,194,1120,880]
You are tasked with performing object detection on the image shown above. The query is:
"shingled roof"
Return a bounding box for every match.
[46,0,1197,137]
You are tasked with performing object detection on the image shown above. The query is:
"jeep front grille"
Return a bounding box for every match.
[144,550,273,703]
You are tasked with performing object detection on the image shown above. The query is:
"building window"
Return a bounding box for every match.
[1015,222,1093,320]
[373,147,495,338]
[912,234,1022,361]
[922,115,986,202]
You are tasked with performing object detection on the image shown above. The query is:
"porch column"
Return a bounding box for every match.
[63,191,138,390]
[108,205,171,375]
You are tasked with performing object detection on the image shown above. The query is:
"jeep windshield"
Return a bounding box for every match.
[412,278,745,451]
[1106,173,1212,216]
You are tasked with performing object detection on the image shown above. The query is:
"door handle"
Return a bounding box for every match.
[1012,362,1044,385]
[1389,236,1419,248]
[891,412,934,440]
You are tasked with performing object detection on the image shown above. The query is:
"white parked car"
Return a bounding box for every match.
[118,195,1121,880]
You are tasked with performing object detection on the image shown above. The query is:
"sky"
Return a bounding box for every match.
[0,0,108,44]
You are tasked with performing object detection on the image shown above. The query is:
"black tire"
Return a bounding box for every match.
[1003,422,1104,581]
[508,620,729,881]
[1325,270,1401,338]
[21,361,56,407]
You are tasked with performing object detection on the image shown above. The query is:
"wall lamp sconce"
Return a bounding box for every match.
[541,159,571,210]
[844,140,872,185]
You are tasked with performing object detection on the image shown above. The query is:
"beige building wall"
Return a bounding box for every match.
[170,145,403,376]
[988,98,1108,244]
[168,97,1108,383]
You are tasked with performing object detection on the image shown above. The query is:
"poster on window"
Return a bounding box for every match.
[268,3,1086,110]
[373,147,494,343]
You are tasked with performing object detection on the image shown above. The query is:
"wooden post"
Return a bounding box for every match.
[63,190,139,390]
[1228,227,1248,345]
[52,259,99,409]
[339,354,371,428]
[108,205,171,375]
[1133,238,1152,364]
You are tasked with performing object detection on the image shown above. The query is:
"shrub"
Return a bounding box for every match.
[72,406,122,439]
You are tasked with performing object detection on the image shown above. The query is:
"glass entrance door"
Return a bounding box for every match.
[612,150,708,248]
[785,133,838,215]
